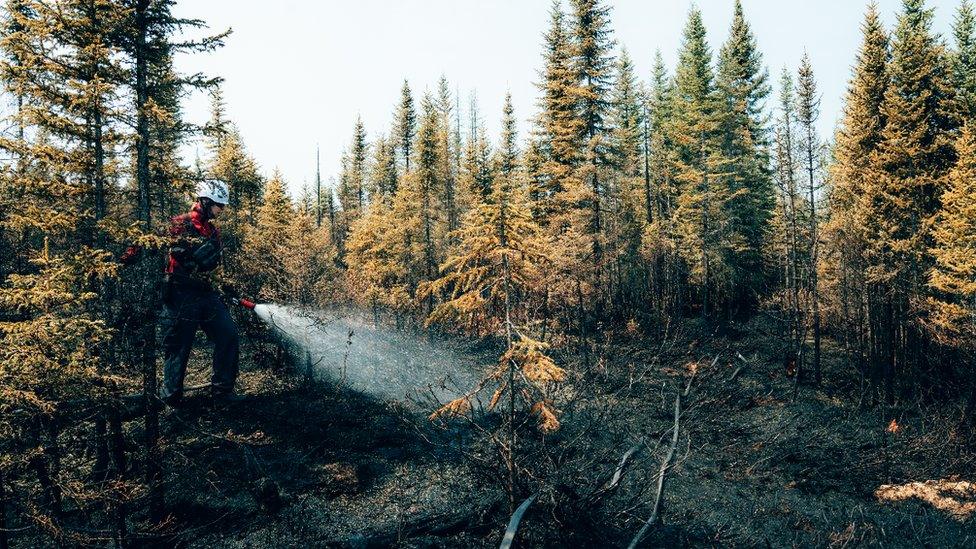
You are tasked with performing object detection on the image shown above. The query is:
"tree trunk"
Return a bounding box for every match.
[135,0,165,526]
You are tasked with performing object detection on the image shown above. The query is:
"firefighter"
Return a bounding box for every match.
[157,180,241,406]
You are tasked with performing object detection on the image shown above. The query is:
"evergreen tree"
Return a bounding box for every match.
[496,91,519,177]
[426,120,564,505]
[670,7,733,319]
[401,94,446,314]
[343,116,369,216]
[795,53,824,384]
[609,47,645,315]
[532,0,581,218]
[370,133,398,203]
[568,0,616,291]
[928,123,976,351]
[436,76,460,232]
[715,0,773,310]
[611,47,642,176]
[243,172,295,302]
[866,0,954,394]
[641,50,681,324]
[395,79,417,172]
[772,69,805,384]
[951,1,976,123]
[824,2,888,391]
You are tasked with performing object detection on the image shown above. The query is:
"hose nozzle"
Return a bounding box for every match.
[238,298,256,310]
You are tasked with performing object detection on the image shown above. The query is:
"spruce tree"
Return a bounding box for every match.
[715,0,773,310]
[795,53,824,384]
[611,47,642,177]
[670,7,732,319]
[868,0,953,392]
[243,172,295,301]
[951,1,976,123]
[641,50,681,324]
[609,47,645,314]
[370,134,398,203]
[773,69,805,385]
[436,76,460,232]
[346,116,369,215]
[929,123,976,348]
[825,2,888,391]
[496,92,519,177]
[569,0,616,291]
[395,79,417,172]
[533,0,581,217]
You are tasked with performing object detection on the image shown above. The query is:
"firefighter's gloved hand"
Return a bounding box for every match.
[220,283,240,299]
[191,239,221,270]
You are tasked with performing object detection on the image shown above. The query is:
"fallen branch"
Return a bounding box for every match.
[730,352,750,382]
[628,390,681,549]
[498,493,538,549]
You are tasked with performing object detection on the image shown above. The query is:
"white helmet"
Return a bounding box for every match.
[196,179,229,206]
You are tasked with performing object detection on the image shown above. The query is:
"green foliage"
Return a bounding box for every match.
[715,0,774,307]
[928,123,976,348]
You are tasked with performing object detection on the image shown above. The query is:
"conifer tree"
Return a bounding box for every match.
[568,0,616,292]
[426,103,563,505]
[641,50,681,323]
[825,2,888,389]
[389,94,446,315]
[715,0,773,310]
[395,79,417,172]
[929,123,976,345]
[773,69,805,383]
[670,7,733,319]
[436,76,460,232]
[611,47,642,176]
[866,0,953,393]
[243,172,295,302]
[370,133,398,203]
[609,47,645,313]
[951,1,976,123]
[928,123,976,415]
[285,201,335,306]
[795,53,824,384]
[0,1,131,536]
[532,0,581,218]
[346,198,404,321]
[342,116,369,216]
[496,92,519,176]
[461,96,493,204]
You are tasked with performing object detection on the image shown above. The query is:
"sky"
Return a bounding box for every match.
[170,0,962,198]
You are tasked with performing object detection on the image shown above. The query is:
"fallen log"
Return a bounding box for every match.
[628,389,681,549]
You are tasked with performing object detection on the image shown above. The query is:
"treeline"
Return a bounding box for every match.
[327,0,975,409]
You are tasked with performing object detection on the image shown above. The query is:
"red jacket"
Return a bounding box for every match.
[165,203,221,275]
[119,203,222,275]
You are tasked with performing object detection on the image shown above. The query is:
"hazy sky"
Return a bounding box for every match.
[171,0,961,197]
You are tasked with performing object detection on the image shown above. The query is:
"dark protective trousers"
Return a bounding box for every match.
[159,285,240,400]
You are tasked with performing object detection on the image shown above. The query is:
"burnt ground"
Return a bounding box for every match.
[155,313,975,548]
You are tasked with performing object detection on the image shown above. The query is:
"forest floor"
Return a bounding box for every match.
[158,313,976,548]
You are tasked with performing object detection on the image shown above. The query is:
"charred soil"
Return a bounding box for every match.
[159,314,974,548]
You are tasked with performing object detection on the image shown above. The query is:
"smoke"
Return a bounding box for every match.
[252,304,485,407]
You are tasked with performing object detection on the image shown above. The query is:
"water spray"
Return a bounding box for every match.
[243,304,484,405]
